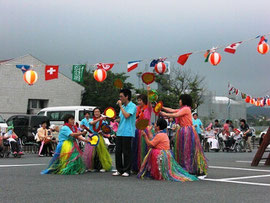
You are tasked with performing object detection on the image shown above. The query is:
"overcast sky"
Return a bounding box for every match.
[0,0,270,97]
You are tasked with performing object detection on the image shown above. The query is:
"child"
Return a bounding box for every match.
[161,94,208,177]
[137,118,198,182]
[41,114,88,175]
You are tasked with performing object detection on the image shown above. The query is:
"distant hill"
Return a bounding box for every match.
[247,106,270,117]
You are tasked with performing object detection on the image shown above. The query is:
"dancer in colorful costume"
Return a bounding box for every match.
[160,94,208,176]
[41,114,88,175]
[82,107,112,172]
[137,118,198,182]
[132,87,152,173]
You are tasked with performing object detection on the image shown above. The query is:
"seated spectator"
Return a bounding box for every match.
[4,126,24,155]
[37,121,53,157]
[213,119,221,128]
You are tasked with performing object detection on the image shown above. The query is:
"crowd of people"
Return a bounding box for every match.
[0,87,255,182]
[38,88,207,182]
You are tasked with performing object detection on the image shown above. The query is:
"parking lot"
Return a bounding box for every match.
[1,151,270,203]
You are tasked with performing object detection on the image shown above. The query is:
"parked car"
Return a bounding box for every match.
[6,115,50,144]
[0,115,8,135]
[37,106,96,126]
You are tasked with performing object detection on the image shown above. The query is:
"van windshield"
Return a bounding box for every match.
[0,115,4,123]
[79,110,93,121]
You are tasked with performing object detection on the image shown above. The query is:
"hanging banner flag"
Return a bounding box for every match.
[258,36,267,45]
[72,64,85,82]
[177,53,192,66]
[16,65,31,74]
[241,93,246,99]
[150,59,159,67]
[224,42,242,54]
[45,65,59,81]
[96,63,114,71]
[127,60,141,72]
[204,50,210,62]
[150,57,167,67]
[164,61,171,74]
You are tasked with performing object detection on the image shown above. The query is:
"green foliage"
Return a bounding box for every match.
[154,68,205,110]
[80,68,134,111]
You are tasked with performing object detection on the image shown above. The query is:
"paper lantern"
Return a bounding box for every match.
[114,78,123,89]
[257,43,269,54]
[94,68,107,82]
[245,96,250,103]
[255,101,260,107]
[154,62,166,74]
[23,70,38,85]
[250,99,255,105]
[209,52,221,66]
[267,99,270,106]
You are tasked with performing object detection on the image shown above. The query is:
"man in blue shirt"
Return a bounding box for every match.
[112,89,137,177]
[192,113,204,143]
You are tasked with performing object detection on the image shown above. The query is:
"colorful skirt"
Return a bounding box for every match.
[41,140,85,175]
[131,129,148,172]
[137,148,198,181]
[83,134,112,171]
[174,126,208,175]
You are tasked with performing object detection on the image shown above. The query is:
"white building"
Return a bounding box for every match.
[0,54,84,119]
[197,92,246,125]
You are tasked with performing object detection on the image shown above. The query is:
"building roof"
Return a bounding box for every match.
[213,96,242,105]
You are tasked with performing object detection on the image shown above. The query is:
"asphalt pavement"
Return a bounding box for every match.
[1,151,270,203]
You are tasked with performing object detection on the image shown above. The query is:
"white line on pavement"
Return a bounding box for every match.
[209,165,270,173]
[204,178,270,187]
[220,174,270,181]
[235,161,265,164]
[0,164,45,168]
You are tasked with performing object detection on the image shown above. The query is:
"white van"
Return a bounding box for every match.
[37,106,96,126]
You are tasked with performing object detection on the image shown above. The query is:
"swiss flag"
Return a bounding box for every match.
[45,65,59,80]
[96,63,114,71]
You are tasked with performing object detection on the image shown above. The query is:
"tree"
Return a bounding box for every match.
[80,68,134,111]
[155,67,205,110]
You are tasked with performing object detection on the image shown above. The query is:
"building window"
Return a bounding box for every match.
[32,100,38,108]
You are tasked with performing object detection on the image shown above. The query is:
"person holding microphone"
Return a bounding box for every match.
[112,89,137,177]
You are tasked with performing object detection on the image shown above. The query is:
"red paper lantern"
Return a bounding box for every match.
[245,96,250,103]
[257,43,269,54]
[267,99,270,106]
[154,62,166,74]
[23,70,38,85]
[209,52,221,66]
[94,68,107,82]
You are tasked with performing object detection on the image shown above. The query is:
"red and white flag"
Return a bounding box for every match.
[224,41,242,54]
[45,65,59,80]
[127,60,141,72]
[96,63,114,71]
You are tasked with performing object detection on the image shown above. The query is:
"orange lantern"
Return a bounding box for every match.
[209,52,221,66]
[23,70,38,85]
[255,101,260,106]
[154,62,166,74]
[257,42,269,54]
[250,98,255,105]
[94,68,107,82]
